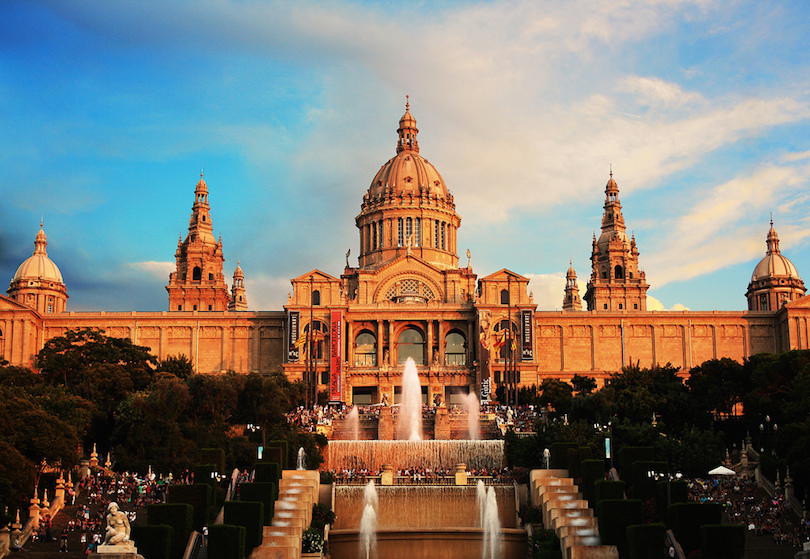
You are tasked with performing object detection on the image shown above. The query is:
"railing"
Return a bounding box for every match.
[333,475,512,486]
[182,530,203,559]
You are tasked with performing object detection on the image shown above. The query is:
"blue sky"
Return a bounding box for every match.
[2,0,810,312]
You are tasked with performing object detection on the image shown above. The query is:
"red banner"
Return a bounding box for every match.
[329,310,343,403]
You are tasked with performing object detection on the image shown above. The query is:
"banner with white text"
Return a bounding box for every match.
[329,309,343,402]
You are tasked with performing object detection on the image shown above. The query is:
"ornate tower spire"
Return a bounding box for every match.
[166,172,230,311]
[746,219,805,311]
[229,261,248,311]
[7,220,68,313]
[563,261,582,311]
[584,170,649,311]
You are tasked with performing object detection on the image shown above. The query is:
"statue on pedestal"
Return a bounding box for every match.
[102,502,131,547]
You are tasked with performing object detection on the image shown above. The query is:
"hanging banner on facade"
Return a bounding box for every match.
[287,311,300,362]
[329,309,343,402]
[521,310,533,360]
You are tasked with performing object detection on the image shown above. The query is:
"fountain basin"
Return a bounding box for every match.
[325,439,505,471]
[329,527,528,559]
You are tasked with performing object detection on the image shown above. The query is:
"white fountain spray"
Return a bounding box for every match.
[464,392,481,440]
[482,486,503,559]
[296,446,306,470]
[398,357,423,441]
[346,406,360,440]
[359,480,378,559]
[476,480,487,528]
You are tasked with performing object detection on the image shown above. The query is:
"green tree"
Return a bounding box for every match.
[538,378,573,417]
[572,374,597,395]
[686,358,746,427]
[157,354,195,380]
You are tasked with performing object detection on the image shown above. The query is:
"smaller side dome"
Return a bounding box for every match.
[746,220,806,311]
[8,220,69,313]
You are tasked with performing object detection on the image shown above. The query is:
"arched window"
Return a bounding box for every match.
[406,217,413,244]
[372,223,377,250]
[355,331,377,366]
[378,221,384,248]
[434,220,440,248]
[500,289,510,305]
[398,327,424,365]
[614,265,624,280]
[445,331,466,366]
[414,218,421,247]
[303,321,328,361]
[441,222,446,250]
[397,218,404,247]
[208,273,214,281]
[192,266,202,281]
[312,290,321,306]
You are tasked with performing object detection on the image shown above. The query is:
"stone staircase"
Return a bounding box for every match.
[530,469,618,559]
[249,470,320,559]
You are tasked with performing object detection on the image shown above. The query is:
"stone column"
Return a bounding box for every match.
[438,320,445,364]
[28,493,40,530]
[347,321,354,368]
[378,406,393,440]
[377,321,384,367]
[434,406,450,439]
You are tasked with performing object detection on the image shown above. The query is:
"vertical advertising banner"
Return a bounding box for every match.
[329,310,343,403]
[287,311,300,362]
[521,310,533,361]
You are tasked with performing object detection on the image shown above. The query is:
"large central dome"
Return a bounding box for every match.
[355,101,461,271]
[366,104,450,201]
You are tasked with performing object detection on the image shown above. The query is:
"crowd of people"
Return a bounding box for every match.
[688,476,809,548]
[328,465,518,485]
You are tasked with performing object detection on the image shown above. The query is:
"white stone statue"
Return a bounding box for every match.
[101,502,132,547]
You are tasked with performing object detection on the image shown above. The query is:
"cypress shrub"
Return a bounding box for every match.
[130,524,172,559]
[668,502,722,556]
[200,448,226,474]
[580,459,607,505]
[654,480,688,523]
[193,464,218,496]
[626,523,666,559]
[254,462,281,485]
[167,483,212,532]
[239,482,278,525]
[629,460,668,500]
[208,524,245,559]
[618,446,654,477]
[700,524,745,559]
[147,503,193,559]
[594,480,626,505]
[596,499,643,559]
[265,440,289,467]
[550,442,578,470]
[224,501,264,552]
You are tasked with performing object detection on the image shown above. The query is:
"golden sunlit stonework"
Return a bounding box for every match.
[2,104,810,403]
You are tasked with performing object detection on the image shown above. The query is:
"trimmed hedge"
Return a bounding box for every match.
[596,499,643,559]
[265,440,289,467]
[209,524,245,559]
[700,524,745,559]
[239,482,278,525]
[618,446,654,476]
[224,501,264,552]
[147,503,193,559]
[200,448,226,473]
[628,460,668,500]
[626,523,666,559]
[194,464,218,496]
[254,462,282,485]
[594,480,626,505]
[580,459,606,505]
[168,483,212,532]
[130,524,172,559]
[668,502,723,556]
[654,480,688,523]
[550,442,578,470]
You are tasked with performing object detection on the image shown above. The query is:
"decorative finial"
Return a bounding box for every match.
[201,165,203,179]
[609,164,613,178]
[770,212,773,227]
[406,94,409,111]
[41,214,44,228]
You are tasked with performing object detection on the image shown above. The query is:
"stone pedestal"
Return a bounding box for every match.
[378,406,393,440]
[454,463,468,486]
[91,543,139,558]
[381,464,394,486]
[434,406,450,439]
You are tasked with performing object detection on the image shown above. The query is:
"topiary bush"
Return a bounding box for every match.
[668,502,723,556]
[594,480,626,505]
[253,461,281,485]
[224,500,264,552]
[167,483,213,532]
[147,503,193,559]
[626,522,666,559]
[208,524,245,559]
[700,524,745,559]
[596,499,643,559]
[239,482,277,525]
[130,524,172,559]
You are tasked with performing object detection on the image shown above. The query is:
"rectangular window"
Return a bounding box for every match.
[441,222,446,250]
[397,218,404,247]
[414,218,421,247]
[178,305,182,311]
[208,305,213,311]
[372,223,377,250]
[193,305,197,311]
[406,217,413,242]
[379,221,384,248]
[434,220,439,248]
[634,303,638,309]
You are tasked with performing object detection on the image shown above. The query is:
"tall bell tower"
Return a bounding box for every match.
[166,172,231,311]
[584,171,649,311]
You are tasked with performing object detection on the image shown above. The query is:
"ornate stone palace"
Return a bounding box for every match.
[2,104,810,405]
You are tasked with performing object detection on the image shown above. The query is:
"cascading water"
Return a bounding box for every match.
[346,406,360,440]
[359,480,378,559]
[482,486,503,559]
[398,357,423,441]
[463,392,481,440]
[296,446,306,470]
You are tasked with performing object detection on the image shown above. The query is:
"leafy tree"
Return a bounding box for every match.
[572,374,597,395]
[686,358,745,427]
[538,378,573,417]
[157,354,195,380]
[602,363,690,430]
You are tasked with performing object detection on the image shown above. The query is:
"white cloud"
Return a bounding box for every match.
[647,295,690,311]
[128,261,174,281]
[244,274,293,311]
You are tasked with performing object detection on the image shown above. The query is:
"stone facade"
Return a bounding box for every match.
[2,104,810,403]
